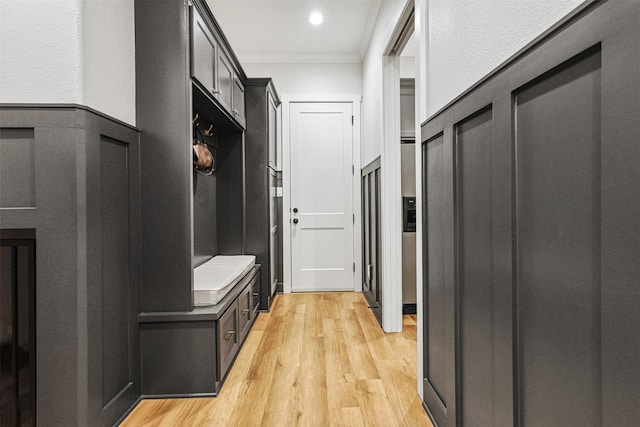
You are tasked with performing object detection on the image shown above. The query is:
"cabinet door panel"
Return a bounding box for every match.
[217,52,233,112]
[232,76,245,127]
[191,9,215,93]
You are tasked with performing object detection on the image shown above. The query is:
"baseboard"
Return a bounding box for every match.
[402,303,417,315]
[113,395,144,426]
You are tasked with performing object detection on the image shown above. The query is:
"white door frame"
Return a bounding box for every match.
[380,0,415,333]
[282,94,363,295]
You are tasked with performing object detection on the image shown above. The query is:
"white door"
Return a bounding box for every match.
[290,102,354,292]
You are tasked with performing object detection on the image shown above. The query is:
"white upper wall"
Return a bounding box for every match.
[82,0,136,125]
[242,62,362,97]
[427,0,583,116]
[0,0,84,105]
[0,0,136,126]
[361,0,406,166]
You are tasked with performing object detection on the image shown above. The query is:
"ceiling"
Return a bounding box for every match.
[207,0,384,64]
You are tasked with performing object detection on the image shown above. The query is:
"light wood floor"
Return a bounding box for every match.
[121,292,432,427]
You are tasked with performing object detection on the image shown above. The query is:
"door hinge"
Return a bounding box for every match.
[353,263,356,272]
[351,115,354,125]
[353,213,355,224]
[352,164,355,175]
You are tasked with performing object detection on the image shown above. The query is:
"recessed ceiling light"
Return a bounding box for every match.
[309,11,323,25]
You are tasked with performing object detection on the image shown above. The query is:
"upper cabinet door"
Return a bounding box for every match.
[191,8,216,94]
[267,91,277,169]
[217,51,234,112]
[232,76,245,128]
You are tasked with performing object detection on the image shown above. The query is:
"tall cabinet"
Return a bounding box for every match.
[135,0,258,398]
[245,79,281,311]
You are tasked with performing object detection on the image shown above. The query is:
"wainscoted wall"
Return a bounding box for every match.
[0,105,141,426]
[420,2,640,426]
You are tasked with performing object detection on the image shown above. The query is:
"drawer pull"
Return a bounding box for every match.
[213,89,221,95]
[224,330,235,341]
[241,308,250,316]
[253,292,259,297]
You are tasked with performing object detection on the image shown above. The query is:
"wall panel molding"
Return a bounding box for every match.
[420,2,640,425]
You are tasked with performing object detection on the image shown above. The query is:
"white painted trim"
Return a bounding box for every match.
[282,98,292,294]
[281,94,363,295]
[414,0,428,399]
[378,0,414,334]
[240,53,362,64]
[358,0,383,60]
[380,54,404,333]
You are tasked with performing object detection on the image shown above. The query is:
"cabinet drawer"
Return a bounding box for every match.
[238,284,252,342]
[217,301,239,380]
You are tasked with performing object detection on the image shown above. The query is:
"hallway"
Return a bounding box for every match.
[121,293,431,426]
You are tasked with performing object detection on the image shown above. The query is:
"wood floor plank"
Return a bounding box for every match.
[121,292,433,427]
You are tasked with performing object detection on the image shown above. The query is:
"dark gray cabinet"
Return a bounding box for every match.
[139,268,260,397]
[420,2,640,426]
[245,78,281,311]
[136,0,258,399]
[190,6,245,130]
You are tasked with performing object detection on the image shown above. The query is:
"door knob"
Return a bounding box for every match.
[293,218,299,224]
[293,208,298,213]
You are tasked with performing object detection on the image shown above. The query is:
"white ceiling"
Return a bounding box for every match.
[207,0,383,64]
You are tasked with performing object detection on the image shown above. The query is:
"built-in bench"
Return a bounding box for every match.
[139,263,260,398]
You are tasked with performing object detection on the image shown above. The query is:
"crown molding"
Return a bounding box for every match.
[238,52,363,64]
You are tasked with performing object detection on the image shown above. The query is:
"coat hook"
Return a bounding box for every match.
[204,124,214,136]
[192,113,199,124]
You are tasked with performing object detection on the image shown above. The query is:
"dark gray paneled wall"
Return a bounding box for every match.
[456,107,495,427]
[420,2,640,426]
[0,105,141,426]
[515,49,601,426]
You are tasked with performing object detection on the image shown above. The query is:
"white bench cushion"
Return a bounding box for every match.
[193,255,256,306]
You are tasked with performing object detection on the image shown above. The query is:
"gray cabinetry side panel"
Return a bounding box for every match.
[515,49,602,427]
[455,107,495,427]
[140,321,217,395]
[600,14,640,425]
[0,128,35,208]
[193,170,218,257]
[100,136,131,406]
[83,111,141,426]
[244,83,269,308]
[136,0,193,312]
[216,133,244,255]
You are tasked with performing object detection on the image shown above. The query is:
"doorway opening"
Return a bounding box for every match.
[378,0,415,332]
